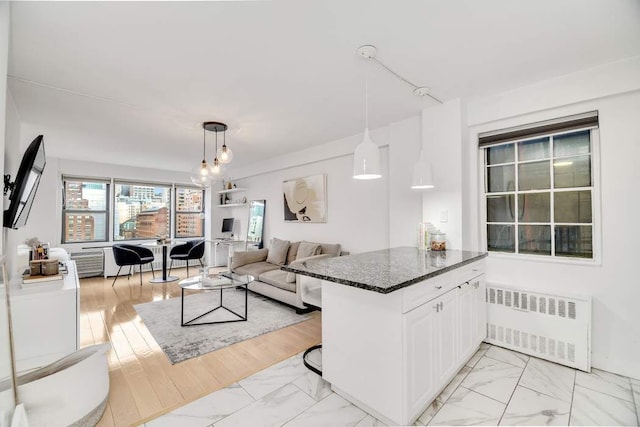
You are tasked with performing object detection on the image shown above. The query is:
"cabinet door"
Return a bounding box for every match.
[472,275,487,344]
[404,301,438,416]
[436,289,459,385]
[458,282,476,362]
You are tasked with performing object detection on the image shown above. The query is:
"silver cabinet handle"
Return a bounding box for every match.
[434,304,439,312]
[435,285,442,290]
[439,302,443,310]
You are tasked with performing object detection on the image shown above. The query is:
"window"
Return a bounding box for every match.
[113,181,171,240]
[175,187,204,238]
[62,177,109,243]
[481,112,598,259]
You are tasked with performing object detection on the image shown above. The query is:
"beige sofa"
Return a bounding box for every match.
[231,239,342,313]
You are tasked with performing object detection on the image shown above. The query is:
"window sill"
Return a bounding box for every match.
[487,251,602,267]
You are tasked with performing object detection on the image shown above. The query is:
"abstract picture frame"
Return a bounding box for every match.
[283,174,327,223]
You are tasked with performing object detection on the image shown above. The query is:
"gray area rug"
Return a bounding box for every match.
[134,288,310,364]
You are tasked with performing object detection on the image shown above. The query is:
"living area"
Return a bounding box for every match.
[2,1,640,427]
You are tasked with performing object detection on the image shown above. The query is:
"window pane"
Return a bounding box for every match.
[487,224,515,253]
[176,213,204,238]
[176,188,204,212]
[487,195,515,222]
[518,193,550,222]
[65,181,108,210]
[554,155,591,188]
[486,144,514,165]
[555,225,592,258]
[519,225,551,255]
[555,191,592,223]
[554,130,590,157]
[518,161,550,190]
[487,165,515,192]
[64,212,106,242]
[518,137,549,162]
[114,183,171,240]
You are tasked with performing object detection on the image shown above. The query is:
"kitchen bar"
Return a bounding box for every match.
[284,247,488,425]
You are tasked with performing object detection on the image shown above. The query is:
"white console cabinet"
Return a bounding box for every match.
[322,259,486,426]
[10,261,80,372]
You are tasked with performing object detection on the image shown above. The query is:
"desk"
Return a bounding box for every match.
[143,241,184,283]
[207,239,246,267]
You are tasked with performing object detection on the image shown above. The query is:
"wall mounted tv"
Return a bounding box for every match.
[3,135,46,229]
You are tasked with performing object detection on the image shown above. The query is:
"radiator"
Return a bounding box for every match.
[103,246,189,278]
[70,251,104,278]
[485,283,592,372]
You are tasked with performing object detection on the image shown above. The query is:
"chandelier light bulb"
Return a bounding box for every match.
[217,144,234,164]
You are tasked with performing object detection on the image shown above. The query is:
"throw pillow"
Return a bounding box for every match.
[266,238,291,265]
[286,241,301,265]
[296,241,321,259]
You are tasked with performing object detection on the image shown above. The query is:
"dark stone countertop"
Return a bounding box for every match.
[282,247,487,294]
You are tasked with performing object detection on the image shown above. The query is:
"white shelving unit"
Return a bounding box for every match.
[217,187,247,207]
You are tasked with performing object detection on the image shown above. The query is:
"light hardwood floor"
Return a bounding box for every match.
[79,267,321,427]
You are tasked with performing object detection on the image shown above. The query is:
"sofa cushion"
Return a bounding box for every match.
[266,238,290,265]
[234,261,279,277]
[258,269,296,293]
[297,241,321,259]
[319,243,341,257]
[231,249,268,270]
[286,241,301,265]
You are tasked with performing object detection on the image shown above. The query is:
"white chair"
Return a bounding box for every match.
[16,343,111,426]
[299,275,323,375]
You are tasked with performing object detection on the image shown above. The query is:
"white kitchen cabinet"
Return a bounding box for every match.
[404,297,438,416]
[10,261,80,372]
[322,258,487,426]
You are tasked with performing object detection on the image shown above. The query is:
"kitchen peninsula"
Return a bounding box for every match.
[284,247,487,426]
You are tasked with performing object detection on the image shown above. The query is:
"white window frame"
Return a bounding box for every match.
[174,186,205,238]
[112,179,173,242]
[479,127,601,265]
[61,176,110,244]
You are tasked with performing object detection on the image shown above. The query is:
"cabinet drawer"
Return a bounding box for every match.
[454,260,485,284]
[402,260,485,313]
[402,272,457,313]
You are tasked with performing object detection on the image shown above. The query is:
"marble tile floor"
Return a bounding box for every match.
[146,343,640,427]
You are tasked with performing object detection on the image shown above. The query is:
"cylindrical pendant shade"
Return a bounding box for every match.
[353,128,382,180]
[411,156,434,190]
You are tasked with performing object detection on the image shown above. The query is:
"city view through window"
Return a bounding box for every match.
[63,179,205,243]
[114,183,171,240]
[63,179,109,242]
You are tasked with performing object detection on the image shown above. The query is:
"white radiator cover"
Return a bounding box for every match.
[485,282,592,372]
[103,247,189,278]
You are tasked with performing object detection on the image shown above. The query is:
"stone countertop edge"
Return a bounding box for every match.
[281,251,488,295]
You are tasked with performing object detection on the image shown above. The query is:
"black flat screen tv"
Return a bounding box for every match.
[4,135,46,229]
[221,218,234,233]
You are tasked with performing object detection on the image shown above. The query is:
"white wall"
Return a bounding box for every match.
[223,118,424,255]
[421,99,464,249]
[462,57,640,379]
[388,116,422,247]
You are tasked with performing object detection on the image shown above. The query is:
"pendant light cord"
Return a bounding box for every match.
[202,128,206,161]
[365,58,370,129]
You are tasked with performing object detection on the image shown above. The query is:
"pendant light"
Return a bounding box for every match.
[217,129,234,164]
[190,127,214,188]
[411,87,435,190]
[353,45,382,180]
[203,121,227,179]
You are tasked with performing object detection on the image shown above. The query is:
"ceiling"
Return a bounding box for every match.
[8,0,640,173]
